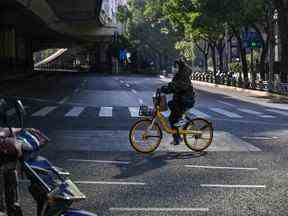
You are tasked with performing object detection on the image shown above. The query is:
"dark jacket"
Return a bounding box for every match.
[166,61,194,96]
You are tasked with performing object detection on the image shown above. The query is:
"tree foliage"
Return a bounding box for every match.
[117,0,181,71]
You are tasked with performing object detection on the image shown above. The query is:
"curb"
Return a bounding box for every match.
[192,80,288,100]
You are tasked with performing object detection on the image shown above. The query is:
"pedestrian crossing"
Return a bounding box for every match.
[22,104,288,121]
[210,108,243,119]
[31,106,57,117]
[99,107,113,117]
[65,107,85,117]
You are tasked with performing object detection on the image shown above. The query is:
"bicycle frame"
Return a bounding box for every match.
[150,105,202,136]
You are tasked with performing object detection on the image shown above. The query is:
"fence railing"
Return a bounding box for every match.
[191,72,288,96]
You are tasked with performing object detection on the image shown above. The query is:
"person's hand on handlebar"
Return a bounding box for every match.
[160,85,172,94]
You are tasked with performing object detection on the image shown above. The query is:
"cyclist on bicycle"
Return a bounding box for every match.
[161,58,195,145]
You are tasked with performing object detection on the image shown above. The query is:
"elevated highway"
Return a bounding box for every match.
[0,0,120,80]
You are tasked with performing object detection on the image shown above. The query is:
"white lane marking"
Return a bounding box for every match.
[201,184,266,189]
[21,180,144,186]
[7,108,16,116]
[59,96,70,104]
[138,99,144,105]
[188,108,211,118]
[266,109,288,116]
[131,89,137,94]
[99,107,113,117]
[242,136,278,140]
[238,108,263,115]
[238,109,275,118]
[125,83,131,88]
[32,106,57,117]
[129,107,140,117]
[65,107,85,117]
[217,100,237,107]
[75,181,146,186]
[110,208,209,212]
[67,159,130,165]
[185,165,258,171]
[120,80,124,84]
[210,108,243,118]
[260,115,275,118]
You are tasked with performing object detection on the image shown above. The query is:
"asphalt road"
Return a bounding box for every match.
[3,73,288,216]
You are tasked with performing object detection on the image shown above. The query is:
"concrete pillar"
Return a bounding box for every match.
[0,26,17,79]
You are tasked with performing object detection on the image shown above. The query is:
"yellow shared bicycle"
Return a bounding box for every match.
[129,88,214,154]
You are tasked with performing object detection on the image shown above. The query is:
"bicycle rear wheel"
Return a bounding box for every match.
[129,119,162,154]
[183,118,213,152]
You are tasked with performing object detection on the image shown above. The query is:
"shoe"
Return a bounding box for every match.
[170,140,180,146]
[173,120,186,128]
[170,137,182,146]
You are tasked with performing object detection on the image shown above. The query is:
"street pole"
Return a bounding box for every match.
[251,46,256,89]
[268,7,275,92]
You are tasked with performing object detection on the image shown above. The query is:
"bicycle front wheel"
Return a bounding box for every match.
[129,119,162,154]
[183,118,213,152]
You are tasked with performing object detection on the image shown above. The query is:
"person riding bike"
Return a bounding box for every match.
[0,127,46,216]
[161,58,195,145]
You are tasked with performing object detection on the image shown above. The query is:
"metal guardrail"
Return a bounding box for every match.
[191,72,288,96]
[276,83,288,95]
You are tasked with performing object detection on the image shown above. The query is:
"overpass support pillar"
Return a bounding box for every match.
[0,25,34,81]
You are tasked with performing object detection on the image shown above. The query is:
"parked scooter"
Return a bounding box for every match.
[0,97,98,216]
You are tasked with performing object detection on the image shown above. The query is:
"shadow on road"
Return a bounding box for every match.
[113,151,207,179]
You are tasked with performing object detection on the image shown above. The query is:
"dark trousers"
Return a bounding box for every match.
[168,95,185,141]
[0,163,23,216]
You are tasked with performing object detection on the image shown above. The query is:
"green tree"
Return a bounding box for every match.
[164,0,267,87]
[119,0,180,72]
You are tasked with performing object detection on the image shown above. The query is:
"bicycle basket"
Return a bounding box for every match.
[153,95,168,111]
[139,105,154,117]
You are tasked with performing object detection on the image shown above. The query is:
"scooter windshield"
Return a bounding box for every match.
[48,179,86,201]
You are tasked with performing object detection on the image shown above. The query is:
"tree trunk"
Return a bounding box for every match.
[260,39,269,80]
[210,42,217,80]
[216,38,225,74]
[195,40,209,73]
[252,24,269,81]
[232,27,249,88]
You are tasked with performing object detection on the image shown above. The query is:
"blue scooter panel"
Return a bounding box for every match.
[64,209,98,216]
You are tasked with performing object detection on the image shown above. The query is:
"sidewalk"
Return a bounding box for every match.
[159,75,288,110]
[193,82,288,110]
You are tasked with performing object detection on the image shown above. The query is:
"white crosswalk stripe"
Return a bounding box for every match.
[260,115,275,118]
[217,100,237,107]
[188,108,211,118]
[32,106,57,117]
[210,108,243,118]
[65,107,85,117]
[99,107,113,117]
[129,107,140,117]
[238,109,275,118]
[238,108,263,115]
[266,109,288,116]
[25,105,288,119]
